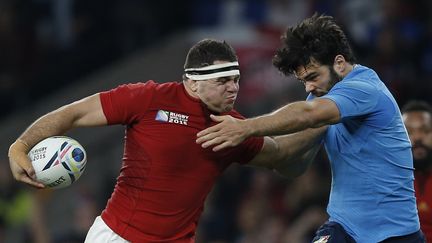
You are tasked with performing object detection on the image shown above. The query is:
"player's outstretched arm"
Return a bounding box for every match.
[8,93,107,188]
[248,126,327,178]
[197,98,339,152]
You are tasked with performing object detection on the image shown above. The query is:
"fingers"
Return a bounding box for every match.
[14,152,36,179]
[195,128,219,148]
[196,114,240,150]
[197,136,215,148]
[196,116,225,138]
[209,114,225,122]
[10,160,45,188]
[197,129,238,150]
[9,141,45,189]
[201,134,230,149]
[19,175,45,189]
[196,128,217,141]
[212,141,234,152]
[197,123,223,142]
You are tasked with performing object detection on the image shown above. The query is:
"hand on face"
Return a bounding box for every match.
[196,115,249,152]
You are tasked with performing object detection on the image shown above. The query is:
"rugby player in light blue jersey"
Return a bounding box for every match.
[197,13,425,243]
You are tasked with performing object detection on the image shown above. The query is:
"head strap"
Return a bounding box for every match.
[185,62,240,80]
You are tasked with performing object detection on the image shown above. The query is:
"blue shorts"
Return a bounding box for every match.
[312,221,355,243]
[379,230,426,243]
[312,221,426,243]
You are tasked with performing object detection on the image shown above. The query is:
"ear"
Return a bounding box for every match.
[333,55,346,73]
[188,79,199,92]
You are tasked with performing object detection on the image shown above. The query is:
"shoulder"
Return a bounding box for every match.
[340,65,381,89]
[118,80,161,90]
[108,80,157,94]
[152,81,183,93]
[113,80,183,96]
[334,79,376,93]
[331,68,379,95]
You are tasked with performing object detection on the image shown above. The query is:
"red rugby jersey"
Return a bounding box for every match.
[99,81,264,242]
[415,171,432,242]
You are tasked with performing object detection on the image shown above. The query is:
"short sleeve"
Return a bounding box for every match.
[235,137,265,165]
[99,81,157,125]
[323,81,379,119]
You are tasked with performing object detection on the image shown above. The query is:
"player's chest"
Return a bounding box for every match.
[130,107,215,137]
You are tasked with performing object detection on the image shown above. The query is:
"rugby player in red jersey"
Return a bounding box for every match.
[8,39,325,242]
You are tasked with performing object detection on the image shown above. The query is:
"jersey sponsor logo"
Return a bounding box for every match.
[155,110,189,125]
[314,235,330,243]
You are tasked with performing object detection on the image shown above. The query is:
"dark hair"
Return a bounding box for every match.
[184,39,238,69]
[401,100,432,114]
[273,13,356,75]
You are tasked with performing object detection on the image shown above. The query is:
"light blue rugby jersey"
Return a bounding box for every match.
[308,65,420,242]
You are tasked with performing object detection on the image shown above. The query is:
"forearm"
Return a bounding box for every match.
[15,94,105,149]
[18,106,77,149]
[273,142,321,178]
[7,106,77,187]
[245,98,339,138]
[247,101,316,137]
[275,126,326,159]
[8,94,105,187]
[272,126,326,177]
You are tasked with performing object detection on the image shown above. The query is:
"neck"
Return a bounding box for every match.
[341,63,355,79]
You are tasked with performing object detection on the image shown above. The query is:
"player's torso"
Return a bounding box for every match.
[103,82,234,241]
[323,70,418,242]
[121,83,229,191]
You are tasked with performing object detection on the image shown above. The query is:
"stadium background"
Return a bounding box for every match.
[1,0,432,242]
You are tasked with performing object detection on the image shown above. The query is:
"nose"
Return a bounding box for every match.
[227,80,239,92]
[304,82,315,93]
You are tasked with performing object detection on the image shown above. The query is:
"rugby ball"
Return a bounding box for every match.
[28,136,87,189]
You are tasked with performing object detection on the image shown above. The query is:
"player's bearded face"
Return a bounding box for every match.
[295,62,342,97]
[413,141,432,171]
[404,111,432,171]
[197,75,240,113]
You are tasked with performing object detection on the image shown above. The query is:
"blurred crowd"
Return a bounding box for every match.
[2,0,432,242]
[196,152,331,243]
[1,0,432,119]
[0,0,191,118]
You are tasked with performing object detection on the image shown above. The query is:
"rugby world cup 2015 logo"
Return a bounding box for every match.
[42,141,86,184]
[155,110,189,125]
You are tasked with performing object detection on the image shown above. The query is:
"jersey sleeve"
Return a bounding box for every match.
[323,81,379,119]
[221,137,264,165]
[99,81,157,125]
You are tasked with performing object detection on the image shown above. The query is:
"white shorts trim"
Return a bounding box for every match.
[85,216,130,243]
